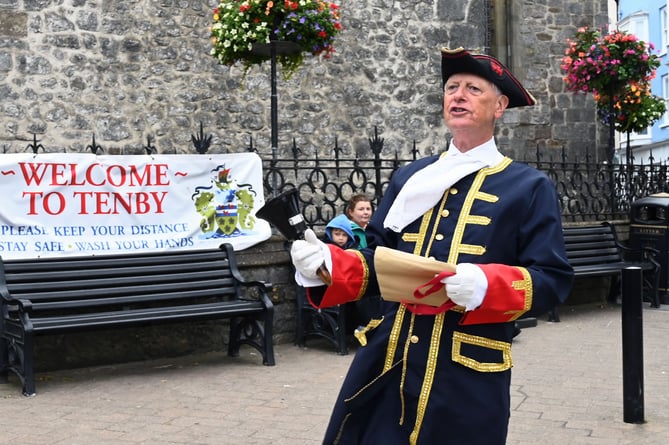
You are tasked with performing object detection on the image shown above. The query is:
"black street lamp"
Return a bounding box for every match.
[251,40,301,197]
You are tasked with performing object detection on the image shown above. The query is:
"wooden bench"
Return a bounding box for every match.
[549,222,660,321]
[0,244,275,396]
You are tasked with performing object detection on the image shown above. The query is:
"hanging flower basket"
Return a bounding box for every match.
[597,81,666,134]
[561,27,665,134]
[210,0,342,78]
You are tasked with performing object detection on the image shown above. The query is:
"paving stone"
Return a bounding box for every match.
[1,303,668,444]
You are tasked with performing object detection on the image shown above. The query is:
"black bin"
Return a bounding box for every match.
[629,192,669,305]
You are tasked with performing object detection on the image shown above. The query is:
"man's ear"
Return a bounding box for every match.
[495,94,510,118]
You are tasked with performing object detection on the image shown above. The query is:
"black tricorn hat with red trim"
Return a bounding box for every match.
[441,47,536,108]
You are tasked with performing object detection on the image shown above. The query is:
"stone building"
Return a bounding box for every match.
[1,0,609,160]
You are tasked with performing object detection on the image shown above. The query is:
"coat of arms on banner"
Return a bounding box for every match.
[192,164,258,238]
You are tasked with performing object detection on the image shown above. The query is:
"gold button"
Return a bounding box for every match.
[435,234,444,241]
[450,188,458,195]
[410,335,419,344]
[441,209,450,217]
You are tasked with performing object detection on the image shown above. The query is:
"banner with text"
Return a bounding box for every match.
[0,153,272,259]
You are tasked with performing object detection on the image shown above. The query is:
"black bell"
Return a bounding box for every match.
[256,189,307,241]
[257,188,332,286]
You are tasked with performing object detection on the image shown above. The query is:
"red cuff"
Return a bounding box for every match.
[307,246,369,308]
[459,264,532,325]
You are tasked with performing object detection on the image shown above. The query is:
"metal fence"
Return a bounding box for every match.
[530,147,669,223]
[256,132,669,227]
[7,129,669,227]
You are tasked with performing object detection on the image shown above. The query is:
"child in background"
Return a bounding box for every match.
[325,214,358,249]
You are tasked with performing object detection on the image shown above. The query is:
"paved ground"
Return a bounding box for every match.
[1,302,668,444]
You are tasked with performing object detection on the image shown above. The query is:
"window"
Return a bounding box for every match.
[663,74,669,127]
[618,11,652,144]
[661,6,668,54]
[618,11,650,42]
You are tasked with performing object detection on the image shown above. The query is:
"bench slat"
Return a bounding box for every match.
[30,300,266,333]
[19,286,239,311]
[7,273,237,301]
[4,259,230,281]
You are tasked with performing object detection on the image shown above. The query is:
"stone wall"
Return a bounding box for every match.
[502,0,611,161]
[1,0,609,161]
[1,0,615,370]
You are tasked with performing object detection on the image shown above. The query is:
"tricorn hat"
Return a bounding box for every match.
[441,47,536,108]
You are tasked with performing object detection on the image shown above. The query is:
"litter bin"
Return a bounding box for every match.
[629,192,669,305]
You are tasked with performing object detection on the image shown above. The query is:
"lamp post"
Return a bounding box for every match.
[251,40,301,197]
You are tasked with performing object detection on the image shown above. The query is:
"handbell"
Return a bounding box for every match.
[257,189,332,286]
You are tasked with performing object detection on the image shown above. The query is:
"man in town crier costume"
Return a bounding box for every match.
[290,47,574,445]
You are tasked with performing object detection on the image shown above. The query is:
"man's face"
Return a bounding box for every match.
[443,73,509,133]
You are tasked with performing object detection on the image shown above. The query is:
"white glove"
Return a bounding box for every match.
[290,229,331,284]
[441,263,487,311]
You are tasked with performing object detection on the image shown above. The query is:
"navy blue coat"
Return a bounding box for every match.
[316,155,574,445]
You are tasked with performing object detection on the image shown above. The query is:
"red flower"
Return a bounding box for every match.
[284,0,299,10]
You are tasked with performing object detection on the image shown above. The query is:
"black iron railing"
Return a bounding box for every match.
[6,128,669,226]
[528,147,669,222]
[253,132,669,226]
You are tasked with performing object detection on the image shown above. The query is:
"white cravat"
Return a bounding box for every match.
[383,138,504,232]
